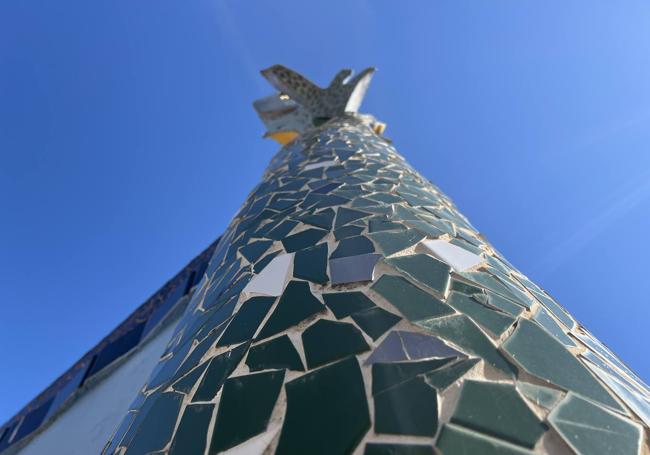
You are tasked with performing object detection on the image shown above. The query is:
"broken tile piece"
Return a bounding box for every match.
[364,442,434,455]
[549,393,642,455]
[256,280,326,340]
[423,358,480,390]
[372,357,456,395]
[447,292,514,337]
[293,243,328,284]
[282,228,328,253]
[369,229,426,256]
[372,274,453,322]
[517,382,563,409]
[246,335,305,372]
[422,239,484,271]
[217,296,276,346]
[436,424,535,455]
[209,370,285,453]
[322,291,375,319]
[330,235,375,259]
[375,376,438,436]
[418,315,515,375]
[351,307,401,340]
[240,240,274,263]
[192,342,250,402]
[502,319,622,411]
[222,425,281,455]
[330,253,381,284]
[335,207,372,227]
[451,380,546,448]
[304,159,337,171]
[385,254,450,295]
[532,306,576,347]
[365,330,463,365]
[243,253,293,297]
[123,392,184,455]
[276,357,370,455]
[169,404,214,455]
[302,319,370,369]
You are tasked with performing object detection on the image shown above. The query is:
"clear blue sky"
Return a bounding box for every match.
[2,0,650,423]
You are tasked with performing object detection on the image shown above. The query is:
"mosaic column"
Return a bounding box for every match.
[103,66,650,455]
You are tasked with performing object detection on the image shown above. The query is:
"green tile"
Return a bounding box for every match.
[364,443,434,455]
[418,315,515,375]
[436,424,535,455]
[172,361,209,394]
[502,319,622,411]
[192,342,249,402]
[517,382,563,409]
[240,240,273,263]
[372,274,453,322]
[351,307,401,340]
[369,229,426,255]
[446,292,514,337]
[253,250,281,273]
[549,393,642,455]
[256,281,325,340]
[322,291,375,318]
[217,296,276,347]
[375,376,438,436]
[293,243,329,284]
[302,319,370,369]
[169,404,214,455]
[276,357,370,455]
[210,370,285,453]
[330,235,375,259]
[451,380,546,448]
[297,208,335,230]
[368,217,406,232]
[246,335,305,372]
[372,358,456,395]
[532,306,576,347]
[267,220,299,241]
[123,392,183,455]
[282,228,328,253]
[335,207,372,227]
[485,291,525,317]
[334,224,365,240]
[423,358,480,390]
[385,254,450,295]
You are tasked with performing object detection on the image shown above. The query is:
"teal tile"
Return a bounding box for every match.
[372,358,456,395]
[372,274,453,322]
[240,240,273,263]
[423,358,480,390]
[368,217,406,232]
[123,392,183,455]
[293,243,329,284]
[375,376,438,436]
[169,404,214,455]
[485,291,525,317]
[418,315,515,375]
[351,307,401,340]
[267,220,299,241]
[436,424,535,455]
[334,224,365,240]
[257,281,326,340]
[451,380,546,448]
[330,235,375,259]
[210,370,285,452]
[369,229,426,255]
[171,361,209,394]
[276,357,370,455]
[517,382,563,409]
[322,291,375,318]
[364,443,434,455]
[385,254,450,295]
[335,207,371,227]
[217,296,276,347]
[246,335,305,372]
[549,393,642,455]
[446,292,514,337]
[253,250,281,273]
[191,342,249,402]
[302,319,370,369]
[532,306,576,347]
[282,228,328,253]
[297,208,335,230]
[502,319,622,411]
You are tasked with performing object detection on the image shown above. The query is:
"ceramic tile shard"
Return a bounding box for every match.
[217,296,276,346]
[246,335,305,372]
[330,235,375,259]
[422,239,484,271]
[276,357,370,455]
[294,243,329,284]
[322,291,375,318]
[436,424,535,455]
[282,228,328,253]
[168,404,213,455]
[517,382,563,409]
[549,393,642,455]
[365,330,463,364]
[330,253,381,284]
[385,254,450,295]
[446,291,514,337]
[350,306,401,340]
[369,229,426,256]
[364,442,434,455]
[372,357,456,395]
[304,159,337,171]
[302,319,370,369]
[192,342,250,402]
[374,376,438,436]
[243,253,293,297]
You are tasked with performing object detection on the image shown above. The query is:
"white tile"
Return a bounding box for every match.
[422,239,484,272]
[304,160,336,171]
[243,253,293,296]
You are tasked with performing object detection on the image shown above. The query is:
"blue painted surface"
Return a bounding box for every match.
[1,0,650,423]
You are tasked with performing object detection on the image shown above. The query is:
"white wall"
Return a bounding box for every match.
[17,320,177,455]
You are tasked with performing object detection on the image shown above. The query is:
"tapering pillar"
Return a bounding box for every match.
[103,66,649,455]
